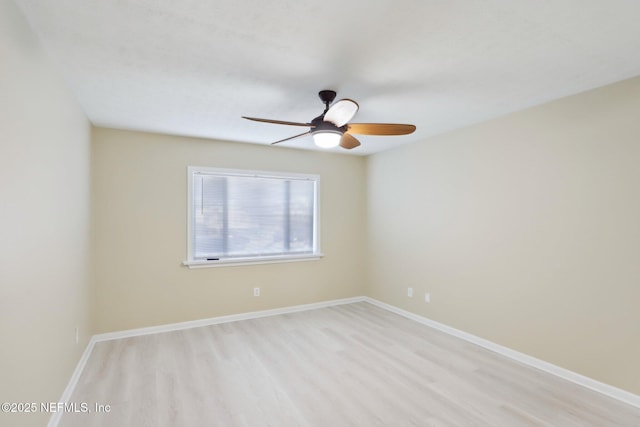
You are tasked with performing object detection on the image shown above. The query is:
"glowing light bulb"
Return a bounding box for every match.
[313,131,341,148]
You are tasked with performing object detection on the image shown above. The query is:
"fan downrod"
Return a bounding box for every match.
[318,90,336,110]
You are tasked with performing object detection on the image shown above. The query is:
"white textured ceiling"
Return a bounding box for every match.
[12,0,640,155]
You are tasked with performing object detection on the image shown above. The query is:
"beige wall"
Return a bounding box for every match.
[0,1,92,426]
[91,128,367,333]
[367,76,640,395]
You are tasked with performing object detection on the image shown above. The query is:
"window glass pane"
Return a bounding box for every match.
[288,180,315,252]
[194,175,227,258]
[227,176,286,256]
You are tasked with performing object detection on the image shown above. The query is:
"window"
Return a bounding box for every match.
[185,166,321,267]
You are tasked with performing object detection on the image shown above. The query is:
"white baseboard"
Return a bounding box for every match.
[49,294,639,427]
[92,296,366,342]
[364,297,640,409]
[47,337,97,427]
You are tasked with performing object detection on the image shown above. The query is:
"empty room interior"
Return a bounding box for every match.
[2,0,640,426]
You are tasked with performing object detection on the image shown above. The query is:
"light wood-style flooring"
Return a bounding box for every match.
[59,302,640,426]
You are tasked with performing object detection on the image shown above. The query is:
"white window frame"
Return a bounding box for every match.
[183,166,322,268]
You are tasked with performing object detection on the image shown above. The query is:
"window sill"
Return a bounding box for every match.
[183,253,324,269]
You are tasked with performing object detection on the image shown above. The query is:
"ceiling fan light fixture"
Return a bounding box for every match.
[312,130,342,148]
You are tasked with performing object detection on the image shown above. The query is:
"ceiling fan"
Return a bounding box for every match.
[242,90,416,150]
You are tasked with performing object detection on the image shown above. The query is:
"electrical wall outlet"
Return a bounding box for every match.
[407,287,413,298]
[425,293,431,303]
[253,287,260,297]
[75,327,79,344]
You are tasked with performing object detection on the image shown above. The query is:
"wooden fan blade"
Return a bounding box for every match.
[340,133,361,149]
[347,123,416,135]
[243,116,314,127]
[324,99,359,127]
[271,131,311,145]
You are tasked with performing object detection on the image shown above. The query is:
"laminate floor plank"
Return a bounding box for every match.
[58,302,640,426]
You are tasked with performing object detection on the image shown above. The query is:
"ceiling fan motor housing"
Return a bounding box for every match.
[310,116,346,136]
